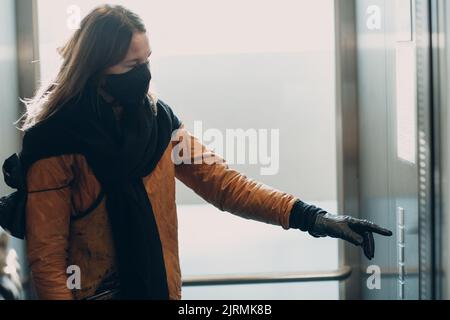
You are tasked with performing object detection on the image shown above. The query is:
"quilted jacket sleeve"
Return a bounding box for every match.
[173,124,298,230]
[25,155,75,300]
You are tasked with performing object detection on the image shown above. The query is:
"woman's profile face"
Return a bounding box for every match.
[105,32,152,75]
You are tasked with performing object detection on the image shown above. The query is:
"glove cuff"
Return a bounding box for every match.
[289,199,327,232]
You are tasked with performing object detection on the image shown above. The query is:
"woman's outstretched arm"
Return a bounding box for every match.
[173,124,392,259]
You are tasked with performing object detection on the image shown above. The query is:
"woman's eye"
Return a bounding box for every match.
[124,60,149,70]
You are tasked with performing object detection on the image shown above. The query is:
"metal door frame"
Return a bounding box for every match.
[334,0,361,300]
[14,0,40,300]
[430,0,450,300]
[415,0,434,300]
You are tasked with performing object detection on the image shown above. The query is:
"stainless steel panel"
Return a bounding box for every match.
[351,0,436,300]
[355,0,421,299]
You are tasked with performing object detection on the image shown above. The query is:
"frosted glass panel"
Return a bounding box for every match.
[178,202,339,299]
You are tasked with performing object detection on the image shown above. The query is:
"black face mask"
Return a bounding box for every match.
[103,62,151,106]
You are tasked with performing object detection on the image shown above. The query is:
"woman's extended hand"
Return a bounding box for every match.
[309,213,393,260]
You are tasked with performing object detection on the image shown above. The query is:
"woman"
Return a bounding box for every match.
[12,5,391,300]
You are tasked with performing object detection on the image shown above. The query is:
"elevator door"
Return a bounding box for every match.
[355,0,434,300]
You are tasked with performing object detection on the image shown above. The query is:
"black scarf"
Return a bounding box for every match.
[0,83,181,299]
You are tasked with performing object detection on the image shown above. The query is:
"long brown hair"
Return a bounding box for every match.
[17,4,150,131]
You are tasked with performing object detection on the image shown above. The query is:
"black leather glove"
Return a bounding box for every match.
[290,200,393,260]
[309,213,392,260]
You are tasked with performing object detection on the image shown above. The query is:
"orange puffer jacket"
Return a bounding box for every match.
[25,113,298,300]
